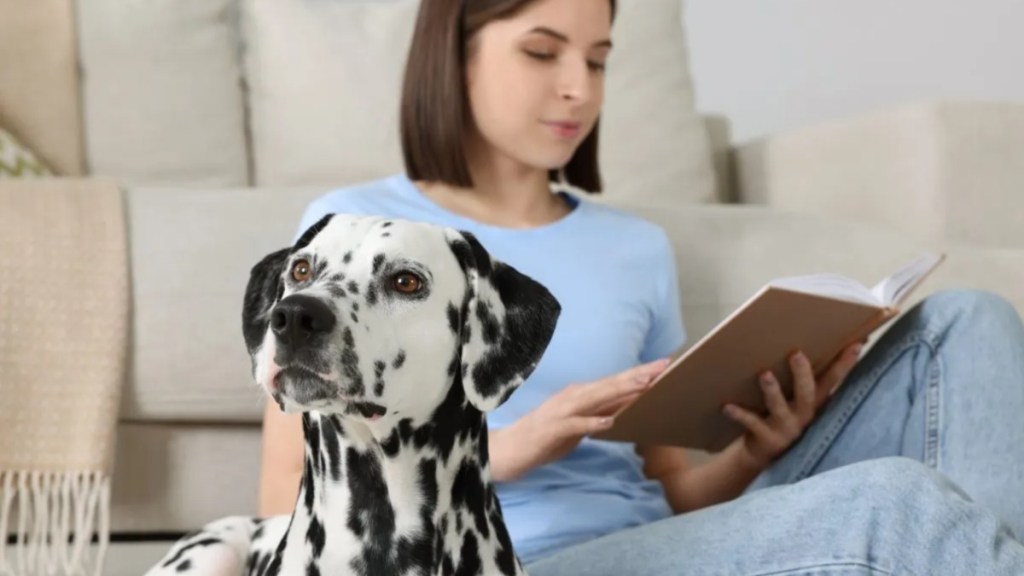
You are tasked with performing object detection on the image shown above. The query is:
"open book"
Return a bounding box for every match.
[591,252,946,452]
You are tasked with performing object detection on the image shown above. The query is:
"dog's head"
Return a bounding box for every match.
[242,214,560,426]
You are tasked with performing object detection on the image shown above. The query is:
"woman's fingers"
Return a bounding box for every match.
[571,359,671,414]
[564,415,616,438]
[816,343,863,404]
[723,403,775,441]
[759,371,791,420]
[788,352,817,421]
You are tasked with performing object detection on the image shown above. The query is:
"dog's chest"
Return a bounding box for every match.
[275,442,521,576]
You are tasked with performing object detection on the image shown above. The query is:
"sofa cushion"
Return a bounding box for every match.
[242,0,718,204]
[123,185,329,422]
[110,423,261,532]
[124,184,1024,423]
[77,0,249,186]
[0,0,83,175]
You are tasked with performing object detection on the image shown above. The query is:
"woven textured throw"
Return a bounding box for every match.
[0,179,127,575]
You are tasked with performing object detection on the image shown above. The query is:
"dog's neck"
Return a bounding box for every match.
[273,387,525,576]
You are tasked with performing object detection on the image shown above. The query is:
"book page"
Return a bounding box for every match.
[869,252,945,306]
[768,273,879,305]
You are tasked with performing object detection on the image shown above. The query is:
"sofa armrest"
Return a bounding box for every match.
[731,101,1024,248]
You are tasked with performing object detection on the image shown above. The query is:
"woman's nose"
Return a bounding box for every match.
[557,58,592,103]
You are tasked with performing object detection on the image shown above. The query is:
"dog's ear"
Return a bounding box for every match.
[446,230,562,412]
[242,214,335,355]
[242,247,290,356]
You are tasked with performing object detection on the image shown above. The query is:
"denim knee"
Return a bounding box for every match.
[837,456,972,509]
[921,289,1022,331]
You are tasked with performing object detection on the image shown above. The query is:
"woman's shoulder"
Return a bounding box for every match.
[573,194,675,253]
[294,173,414,241]
[305,173,411,215]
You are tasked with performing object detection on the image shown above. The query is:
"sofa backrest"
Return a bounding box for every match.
[68,0,722,204]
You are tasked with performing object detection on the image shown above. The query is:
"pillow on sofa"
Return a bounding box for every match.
[0,0,83,176]
[0,127,53,178]
[76,0,249,187]
[243,0,718,205]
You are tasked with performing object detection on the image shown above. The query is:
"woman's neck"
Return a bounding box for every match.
[416,144,571,229]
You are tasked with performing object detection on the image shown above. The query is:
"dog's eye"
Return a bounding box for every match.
[291,259,312,283]
[392,272,422,294]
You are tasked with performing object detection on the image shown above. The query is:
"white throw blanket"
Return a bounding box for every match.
[0,178,128,576]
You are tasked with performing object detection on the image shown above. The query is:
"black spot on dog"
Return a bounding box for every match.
[447,302,460,335]
[343,251,352,264]
[329,272,346,283]
[347,280,359,295]
[328,284,347,299]
[159,537,223,568]
[175,558,191,572]
[459,293,473,344]
[427,371,478,465]
[374,360,386,396]
[452,459,489,539]
[491,504,518,575]
[352,302,359,312]
[350,312,359,324]
[294,214,334,251]
[306,515,326,558]
[454,532,481,576]
[382,221,393,228]
[346,448,397,575]
[392,350,406,370]
[341,327,364,395]
[302,458,315,514]
[313,259,327,279]
[475,301,501,345]
[305,416,324,478]
[367,284,378,306]
[372,254,386,274]
[320,417,343,482]
[382,232,391,238]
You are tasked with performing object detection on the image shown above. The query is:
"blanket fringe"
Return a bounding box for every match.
[0,470,110,576]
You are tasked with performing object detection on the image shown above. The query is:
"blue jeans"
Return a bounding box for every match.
[527,290,1024,575]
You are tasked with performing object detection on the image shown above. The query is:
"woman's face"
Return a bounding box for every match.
[465,0,612,172]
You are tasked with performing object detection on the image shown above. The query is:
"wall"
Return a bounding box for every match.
[684,0,1024,143]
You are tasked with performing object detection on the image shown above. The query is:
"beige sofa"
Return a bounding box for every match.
[3,0,1024,573]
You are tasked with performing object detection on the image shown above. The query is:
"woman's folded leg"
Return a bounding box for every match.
[526,457,1024,576]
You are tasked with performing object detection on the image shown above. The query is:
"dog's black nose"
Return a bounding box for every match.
[271,295,336,345]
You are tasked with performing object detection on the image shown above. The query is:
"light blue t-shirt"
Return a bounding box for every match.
[292,174,687,563]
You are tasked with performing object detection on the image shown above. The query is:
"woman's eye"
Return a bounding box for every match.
[392,273,423,294]
[291,259,312,282]
[524,49,555,61]
[587,60,606,72]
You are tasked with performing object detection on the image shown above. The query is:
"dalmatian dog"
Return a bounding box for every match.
[145,213,561,576]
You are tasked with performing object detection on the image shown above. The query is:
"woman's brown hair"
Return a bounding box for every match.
[399,0,615,194]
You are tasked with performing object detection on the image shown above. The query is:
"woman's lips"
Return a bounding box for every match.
[544,120,581,139]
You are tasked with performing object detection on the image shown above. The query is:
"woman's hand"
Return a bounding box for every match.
[723,342,864,470]
[490,358,671,482]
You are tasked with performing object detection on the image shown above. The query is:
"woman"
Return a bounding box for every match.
[261,0,1024,572]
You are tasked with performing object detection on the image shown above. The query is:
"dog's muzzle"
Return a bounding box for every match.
[268,294,386,419]
[271,294,336,346]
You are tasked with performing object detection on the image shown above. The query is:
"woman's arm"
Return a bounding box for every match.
[258,400,305,517]
[638,443,764,514]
